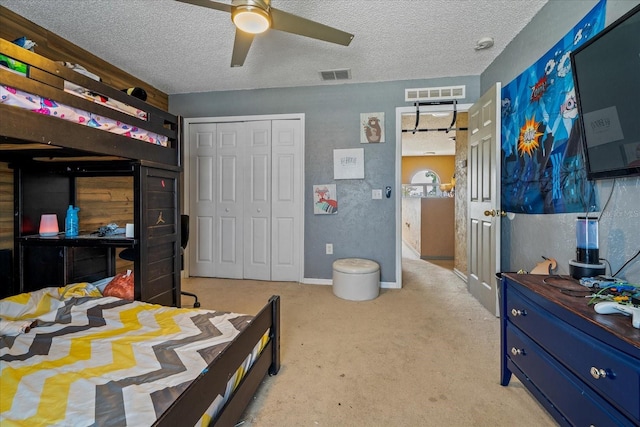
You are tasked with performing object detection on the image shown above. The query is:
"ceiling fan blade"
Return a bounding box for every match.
[174,0,231,13]
[231,29,255,67]
[270,8,354,46]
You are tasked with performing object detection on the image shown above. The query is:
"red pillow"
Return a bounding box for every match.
[103,271,134,300]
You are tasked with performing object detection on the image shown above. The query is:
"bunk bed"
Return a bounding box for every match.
[0,36,280,426]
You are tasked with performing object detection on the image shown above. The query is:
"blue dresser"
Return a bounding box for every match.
[500,273,640,426]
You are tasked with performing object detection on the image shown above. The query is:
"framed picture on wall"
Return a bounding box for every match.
[313,184,338,214]
[361,112,385,143]
[334,148,364,179]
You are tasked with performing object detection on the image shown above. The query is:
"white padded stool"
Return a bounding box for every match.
[332,258,380,301]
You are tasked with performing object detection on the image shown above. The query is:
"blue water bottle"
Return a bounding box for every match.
[65,205,79,237]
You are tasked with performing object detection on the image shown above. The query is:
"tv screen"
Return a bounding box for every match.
[571,4,640,180]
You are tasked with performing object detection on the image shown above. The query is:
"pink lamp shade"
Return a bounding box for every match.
[39,214,59,236]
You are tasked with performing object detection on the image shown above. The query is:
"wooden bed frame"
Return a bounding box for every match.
[0,35,281,426]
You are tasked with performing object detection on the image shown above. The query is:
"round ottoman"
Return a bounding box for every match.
[332,258,380,301]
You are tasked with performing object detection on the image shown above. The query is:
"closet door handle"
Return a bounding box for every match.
[257,208,262,213]
[225,208,230,212]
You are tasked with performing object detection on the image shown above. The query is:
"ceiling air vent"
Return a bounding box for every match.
[405,85,466,102]
[320,68,352,81]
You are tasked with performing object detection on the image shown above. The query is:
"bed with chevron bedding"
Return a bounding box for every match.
[0,285,281,426]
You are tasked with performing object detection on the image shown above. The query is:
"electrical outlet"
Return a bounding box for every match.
[372,189,382,199]
[326,243,333,254]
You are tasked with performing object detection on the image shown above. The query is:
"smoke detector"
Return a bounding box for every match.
[475,37,494,50]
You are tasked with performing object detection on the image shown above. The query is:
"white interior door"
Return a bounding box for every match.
[271,119,302,281]
[467,83,502,317]
[189,123,216,277]
[187,116,303,281]
[215,122,244,279]
[243,121,272,280]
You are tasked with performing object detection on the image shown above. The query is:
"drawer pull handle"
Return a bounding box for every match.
[511,308,527,317]
[510,347,525,356]
[590,367,609,380]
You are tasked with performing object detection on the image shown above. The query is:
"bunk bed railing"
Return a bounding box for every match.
[0,38,181,168]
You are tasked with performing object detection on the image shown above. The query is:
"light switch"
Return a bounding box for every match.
[372,189,382,199]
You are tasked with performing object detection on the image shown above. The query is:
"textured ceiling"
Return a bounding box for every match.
[1,0,548,157]
[0,0,548,95]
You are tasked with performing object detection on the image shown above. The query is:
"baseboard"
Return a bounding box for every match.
[302,277,398,289]
[453,268,467,283]
[402,240,420,258]
[301,278,332,286]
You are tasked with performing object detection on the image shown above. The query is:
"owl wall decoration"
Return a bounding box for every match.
[361,112,385,143]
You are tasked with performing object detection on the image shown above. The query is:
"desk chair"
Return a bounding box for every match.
[118,214,200,307]
[180,215,200,307]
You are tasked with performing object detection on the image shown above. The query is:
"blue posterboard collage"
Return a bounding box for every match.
[501,0,607,214]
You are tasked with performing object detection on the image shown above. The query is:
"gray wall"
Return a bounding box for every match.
[170,0,640,285]
[482,0,640,283]
[170,77,480,282]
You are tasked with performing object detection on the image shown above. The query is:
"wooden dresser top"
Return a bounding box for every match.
[503,273,640,351]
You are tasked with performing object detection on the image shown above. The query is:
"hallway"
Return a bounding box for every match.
[402,239,455,270]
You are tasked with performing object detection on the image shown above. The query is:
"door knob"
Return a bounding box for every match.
[484,209,507,217]
[257,208,261,213]
[225,208,230,212]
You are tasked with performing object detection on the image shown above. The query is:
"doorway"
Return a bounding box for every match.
[395,104,471,287]
[183,114,305,282]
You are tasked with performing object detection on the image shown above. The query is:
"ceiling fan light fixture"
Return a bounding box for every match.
[232,6,271,34]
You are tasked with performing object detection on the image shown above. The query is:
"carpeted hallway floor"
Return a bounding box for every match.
[181,258,556,426]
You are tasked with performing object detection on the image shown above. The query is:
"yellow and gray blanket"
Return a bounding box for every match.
[0,286,259,426]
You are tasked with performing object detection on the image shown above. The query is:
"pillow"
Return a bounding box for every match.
[103,271,134,300]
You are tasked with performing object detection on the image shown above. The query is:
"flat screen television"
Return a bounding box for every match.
[571,3,640,180]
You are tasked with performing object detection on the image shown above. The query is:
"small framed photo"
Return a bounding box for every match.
[313,184,338,214]
[361,112,385,143]
[334,148,364,179]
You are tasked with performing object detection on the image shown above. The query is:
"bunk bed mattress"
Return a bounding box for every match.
[0,288,268,426]
[0,85,168,146]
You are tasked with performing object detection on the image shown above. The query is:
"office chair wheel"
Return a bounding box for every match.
[182,291,200,308]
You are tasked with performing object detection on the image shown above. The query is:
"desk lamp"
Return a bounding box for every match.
[39,214,59,236]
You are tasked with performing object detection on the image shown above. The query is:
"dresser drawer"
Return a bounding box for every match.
[507,325,636,427]
[507,287,640,421]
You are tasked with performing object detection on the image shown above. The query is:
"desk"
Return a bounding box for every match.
[18,233,135,293]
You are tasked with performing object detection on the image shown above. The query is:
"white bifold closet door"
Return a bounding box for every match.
[189,119,301,281]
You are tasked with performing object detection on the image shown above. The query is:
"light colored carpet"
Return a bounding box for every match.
[181,259,556,426]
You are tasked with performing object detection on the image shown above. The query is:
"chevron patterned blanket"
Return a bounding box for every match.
[0,287,264,426]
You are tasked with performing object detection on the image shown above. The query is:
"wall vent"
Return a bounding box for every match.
[320,68,352,81]
[405,85,466,102]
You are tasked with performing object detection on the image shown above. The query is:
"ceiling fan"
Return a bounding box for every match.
[176,0,354,67]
